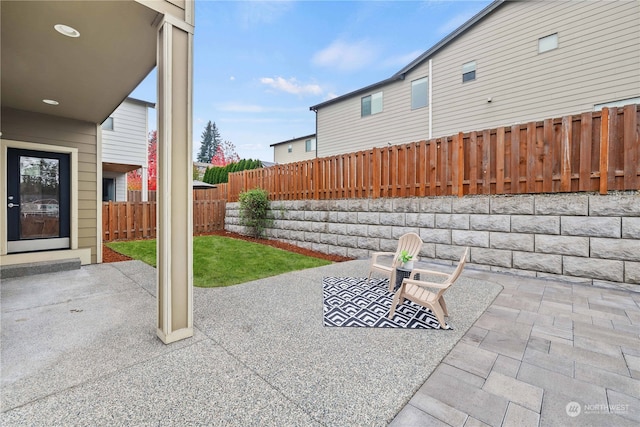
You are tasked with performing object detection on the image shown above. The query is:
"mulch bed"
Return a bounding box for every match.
[102,230,353,263]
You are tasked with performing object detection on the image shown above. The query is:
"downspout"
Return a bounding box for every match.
[428,58,433,139]
[314,109,318,158]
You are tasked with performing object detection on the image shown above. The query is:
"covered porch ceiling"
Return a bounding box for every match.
[1,0,159,124]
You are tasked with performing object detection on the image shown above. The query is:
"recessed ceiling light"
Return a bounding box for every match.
[54,24,80,38]
[43,99,59,105]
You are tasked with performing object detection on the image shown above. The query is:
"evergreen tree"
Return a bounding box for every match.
[197,121,221,163]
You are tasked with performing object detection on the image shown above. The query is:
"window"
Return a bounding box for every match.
[101,117,114,131]
[305,138,316,152]
[538,33,558,53]
[361,91,383,117]
[462,61,476,83]
[287,144,292,153]
[102,178,115,202]
[411,77,428,109]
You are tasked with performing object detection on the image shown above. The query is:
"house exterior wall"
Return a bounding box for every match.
[102,99,149,167]
[272,136,316,164]
[1,107,98,263]
[317,62,430,158]
[430,0,640,137]
[315,0,640,157]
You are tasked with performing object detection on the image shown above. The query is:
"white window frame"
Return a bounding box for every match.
[305,138,316,152]
[361,91,383,117]
[287,144,292,153]
[462,61,476,83]
[538,33,558,53]
[411,77,428,110]
[101,117,114,131]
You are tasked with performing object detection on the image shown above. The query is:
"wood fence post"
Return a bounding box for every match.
[599,108,609,195]
[372,147,380,199]
[623,104,638,190]
[496,127,505,194]
[313,158,319,199]
[560,115,572,191]
[579,112,592,192]
[457,132,464,196]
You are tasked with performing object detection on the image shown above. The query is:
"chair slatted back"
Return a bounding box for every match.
[445,247,469,285]
[393,232,423,266]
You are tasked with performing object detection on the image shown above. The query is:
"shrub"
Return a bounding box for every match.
[203,159,263,185]
[238,188,272,238]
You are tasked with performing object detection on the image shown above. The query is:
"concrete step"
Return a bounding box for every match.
[0,258,81,280]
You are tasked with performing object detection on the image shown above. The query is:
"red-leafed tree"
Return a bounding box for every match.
[127,130,157,190]
[211,140,240,166]
[147,130,157,190]
[127,170,142,190]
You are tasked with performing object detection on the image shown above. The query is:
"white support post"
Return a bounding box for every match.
[155,18,194,344]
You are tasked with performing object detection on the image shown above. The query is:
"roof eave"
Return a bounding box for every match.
[309,75,400,111]
[309,0,505,112]
[394,0,504,76]
[269,133,317,147]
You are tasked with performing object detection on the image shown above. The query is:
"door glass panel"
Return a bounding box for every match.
[19,156,60,239]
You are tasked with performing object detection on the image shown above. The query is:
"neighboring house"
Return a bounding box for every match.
[1,0,195,343]
[310,0,640,158]
[270,134,316,164]
[193,161,213,180]
[101,97,155,202]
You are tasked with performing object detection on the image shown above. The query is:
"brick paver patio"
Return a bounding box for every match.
[391,268,640,426]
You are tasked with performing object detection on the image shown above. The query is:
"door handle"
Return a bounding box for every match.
[8,203,20,208]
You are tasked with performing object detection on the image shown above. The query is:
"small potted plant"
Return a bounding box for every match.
[399,250,414,270]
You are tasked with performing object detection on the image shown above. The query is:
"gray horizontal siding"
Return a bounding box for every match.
[318,60,430,157]
[1,107,98,262]
[431,0,640,136]
[102,100,148,166]
[273,137,315,164]
[316,0,640,156]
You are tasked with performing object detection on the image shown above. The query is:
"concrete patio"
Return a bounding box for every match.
[1,259,639,426]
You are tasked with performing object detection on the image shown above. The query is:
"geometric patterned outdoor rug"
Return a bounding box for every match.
[323,277,451,329]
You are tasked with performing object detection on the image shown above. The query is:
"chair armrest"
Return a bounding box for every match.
[410,268,451,278]
[403,278,450,290]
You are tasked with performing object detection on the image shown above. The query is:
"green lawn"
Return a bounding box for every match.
[106,235,331,287]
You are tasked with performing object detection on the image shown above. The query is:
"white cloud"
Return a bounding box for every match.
[324,92,338,101]
[311,39,379,72]
[229,76,235,81]
[259,77,322,96]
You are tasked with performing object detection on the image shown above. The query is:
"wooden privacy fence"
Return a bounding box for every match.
[127,190,157,202]
[103,188,227,242]
[228,105,639,201]
[127,186,228,202]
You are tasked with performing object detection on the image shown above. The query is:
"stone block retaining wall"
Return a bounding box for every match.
[225,192,640,286]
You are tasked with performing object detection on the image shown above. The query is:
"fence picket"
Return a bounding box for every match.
[102,189,226,242]
[496,128,505,194]
[623,104,638,190]
[219,105,638,202]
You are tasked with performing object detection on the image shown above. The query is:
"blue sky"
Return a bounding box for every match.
[131,0,493,163]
